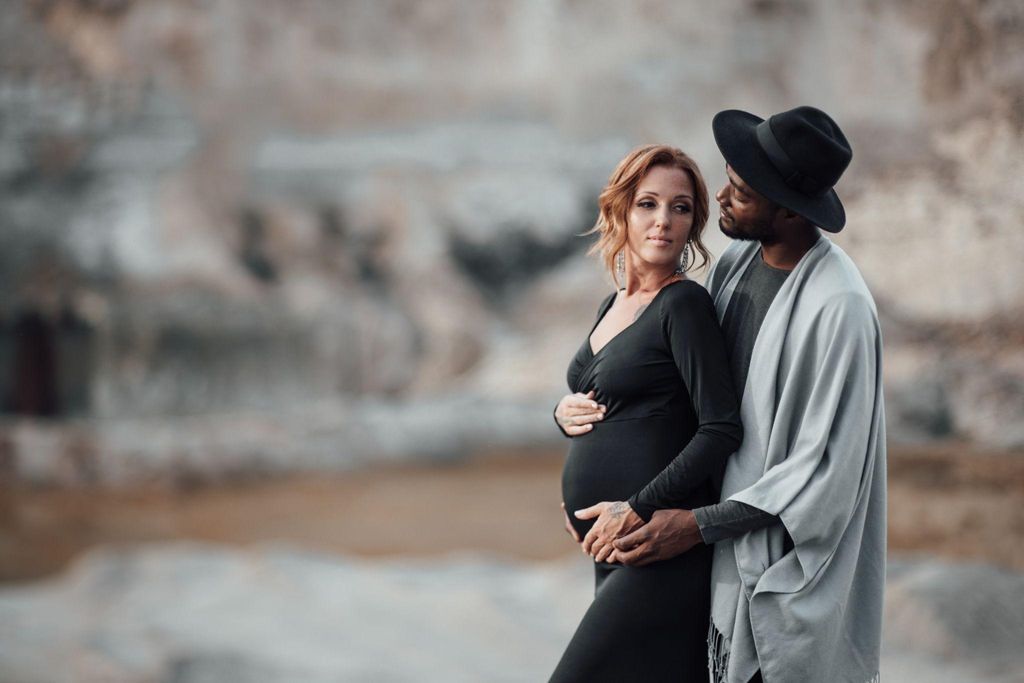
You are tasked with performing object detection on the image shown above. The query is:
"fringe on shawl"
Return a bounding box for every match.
[707,621,730,683]
[707,622,881,683]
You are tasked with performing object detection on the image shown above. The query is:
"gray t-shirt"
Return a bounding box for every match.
[721,251,792,397]
[694,252,791,545]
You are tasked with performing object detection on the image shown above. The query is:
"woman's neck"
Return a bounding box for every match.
[622,265,681,297]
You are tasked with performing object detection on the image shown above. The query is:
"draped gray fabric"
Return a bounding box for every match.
[705,236,887,683]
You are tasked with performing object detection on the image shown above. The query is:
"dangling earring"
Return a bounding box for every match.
[616,250,625,281]
[675,242,691,275]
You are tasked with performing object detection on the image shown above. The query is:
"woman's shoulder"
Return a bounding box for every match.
[657,279,716,322]
[659,279,713,307]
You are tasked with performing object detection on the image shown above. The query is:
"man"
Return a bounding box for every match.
[578,106,887,683]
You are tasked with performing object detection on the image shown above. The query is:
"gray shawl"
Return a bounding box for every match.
[705,236,886,683]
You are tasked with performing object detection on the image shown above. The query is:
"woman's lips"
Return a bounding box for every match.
[647,237,672,247]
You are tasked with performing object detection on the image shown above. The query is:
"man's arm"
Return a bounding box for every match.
[611,509,704,566]
[693,500,780,545]
[611,501,780,566]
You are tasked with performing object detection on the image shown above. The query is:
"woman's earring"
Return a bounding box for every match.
[675,242,691,275]
[616,250,625,280]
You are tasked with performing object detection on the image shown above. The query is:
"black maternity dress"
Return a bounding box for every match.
[549,279,742,683]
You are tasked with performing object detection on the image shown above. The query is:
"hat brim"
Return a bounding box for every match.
[712,109,846,232]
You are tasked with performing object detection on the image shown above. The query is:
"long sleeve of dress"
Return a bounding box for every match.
[627,283,743,522]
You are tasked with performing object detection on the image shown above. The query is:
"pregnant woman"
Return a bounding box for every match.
[549,145,742,682]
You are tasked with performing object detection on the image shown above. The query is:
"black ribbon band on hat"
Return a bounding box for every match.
[755,120,827,196]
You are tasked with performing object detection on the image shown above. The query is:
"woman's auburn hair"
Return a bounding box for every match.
[584,144,711,287]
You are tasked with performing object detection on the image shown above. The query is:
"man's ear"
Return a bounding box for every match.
[767,203,789,228]
[777,206,807,227]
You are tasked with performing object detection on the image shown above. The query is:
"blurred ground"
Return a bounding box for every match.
[3,543,1021,683]
[2,442,1022,583]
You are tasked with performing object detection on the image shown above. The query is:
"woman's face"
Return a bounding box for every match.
[625,165,695,273]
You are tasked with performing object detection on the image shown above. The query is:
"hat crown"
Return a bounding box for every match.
[764,106,851,194]
[711,105,850,231]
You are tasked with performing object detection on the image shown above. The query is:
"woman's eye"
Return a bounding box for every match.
[674,205,691,213]
[638,200,655,209]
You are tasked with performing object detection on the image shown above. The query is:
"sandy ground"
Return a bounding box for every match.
[1,442,1022,583]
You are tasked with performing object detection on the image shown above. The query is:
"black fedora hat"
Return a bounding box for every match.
[712,106,851,232]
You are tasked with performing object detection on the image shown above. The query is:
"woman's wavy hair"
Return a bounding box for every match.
[584,144,711,287]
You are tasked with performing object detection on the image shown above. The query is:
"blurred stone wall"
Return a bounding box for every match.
[1,0,1022,482]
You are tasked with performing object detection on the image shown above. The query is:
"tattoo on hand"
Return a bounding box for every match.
[609,502,628,518]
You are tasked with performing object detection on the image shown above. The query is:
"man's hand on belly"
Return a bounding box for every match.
[576,501,644,563]
[611,509,702,566]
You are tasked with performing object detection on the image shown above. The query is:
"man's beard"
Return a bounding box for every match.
[719,214,778,243]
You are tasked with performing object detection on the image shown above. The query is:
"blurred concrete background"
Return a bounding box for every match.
[0,0,1022,681]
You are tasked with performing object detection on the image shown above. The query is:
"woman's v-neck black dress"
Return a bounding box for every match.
[549,280,742,683]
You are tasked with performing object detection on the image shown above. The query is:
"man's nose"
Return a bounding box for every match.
[715,183,729,205]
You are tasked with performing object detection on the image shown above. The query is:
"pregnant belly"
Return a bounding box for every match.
[561,417,687,539]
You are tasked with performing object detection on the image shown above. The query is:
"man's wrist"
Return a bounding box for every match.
[691,505,713,544]
[649,508,704,549]
[681,509,705,545]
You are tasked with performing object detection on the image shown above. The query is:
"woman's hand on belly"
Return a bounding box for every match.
[575,501,644,563]
[554,390,607,436]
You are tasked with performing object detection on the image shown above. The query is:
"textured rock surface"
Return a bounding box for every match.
[1,393,562,486]
[0,544,1021,682]
[1,0,1022,480]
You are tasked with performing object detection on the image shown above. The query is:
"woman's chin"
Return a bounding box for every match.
[629,248,683,272]
[643,253,682,270]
